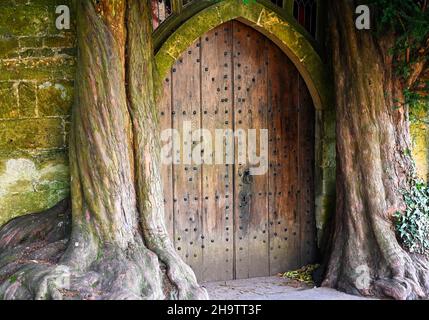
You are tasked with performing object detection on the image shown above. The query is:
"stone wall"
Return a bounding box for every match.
[411,111,429,181]
[0,0,75,226]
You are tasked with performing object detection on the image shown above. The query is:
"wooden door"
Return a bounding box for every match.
[159,21,316,282]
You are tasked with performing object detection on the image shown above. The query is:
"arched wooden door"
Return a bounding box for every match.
[159,20,316,282]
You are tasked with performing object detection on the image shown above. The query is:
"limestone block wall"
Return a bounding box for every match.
[411,111,429,181]
[0,0,75,226]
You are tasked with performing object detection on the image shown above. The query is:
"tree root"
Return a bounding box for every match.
[322,229,429,300]
[0,199,208,300]
[372,254,429,300]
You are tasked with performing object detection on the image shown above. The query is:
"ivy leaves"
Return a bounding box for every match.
[371,0,428,116]
[372,0,428,49]
[395,180,429,256]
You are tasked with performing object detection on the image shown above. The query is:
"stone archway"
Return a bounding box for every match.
[154,0,335,251]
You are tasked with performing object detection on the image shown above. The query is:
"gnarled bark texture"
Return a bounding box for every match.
[322,0,429,300]
[0,0,207,300]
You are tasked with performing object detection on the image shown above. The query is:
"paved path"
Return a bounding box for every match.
[202,276,372,300]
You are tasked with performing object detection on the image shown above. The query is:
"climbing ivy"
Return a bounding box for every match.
[371,0,428,117]
[369,1,429,253]
[395,180,429,256]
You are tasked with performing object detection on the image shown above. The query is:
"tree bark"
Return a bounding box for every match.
[0,0,207,300]
[322,0,429,300]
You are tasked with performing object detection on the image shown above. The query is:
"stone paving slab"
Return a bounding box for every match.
[202,276,373,300]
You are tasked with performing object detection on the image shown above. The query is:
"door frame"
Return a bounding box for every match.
[154,0,335,246]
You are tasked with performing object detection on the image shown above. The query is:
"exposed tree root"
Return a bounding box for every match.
[322,229,429,300]
[372,253,429,300]
[0,199,207,300]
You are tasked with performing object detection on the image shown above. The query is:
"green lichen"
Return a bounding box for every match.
[410,110,429,182]
[0,82,18,119]
[0,154,70,227]
[18,82,37,117]
[0,1,74,227]
[0,0,75,38]
[37,81,74,116]
[0,56,76,82]
[0,118,65,150]
[0,37,19,59]
[9,275,18,284]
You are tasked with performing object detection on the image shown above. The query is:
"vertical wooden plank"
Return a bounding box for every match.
[299,75,317,266]
[171,38,203,280]
[233,21,269,279]
[267,43,295,275]
[287,63,302,270]
[159,72,174,240]
[200,22,235,281]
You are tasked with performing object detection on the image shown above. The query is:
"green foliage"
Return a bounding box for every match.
[409,94,429,124]
[9,275,17,284]
[282,264,320,285]
[371,0,428,58]
[395,179,429,256]
[370,0,428,114]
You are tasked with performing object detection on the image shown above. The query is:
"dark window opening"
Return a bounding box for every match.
[293,0,317,38]
[152,0,173,30]
[270,0,283,7]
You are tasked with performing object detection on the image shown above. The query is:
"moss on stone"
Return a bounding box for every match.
[0,56,76,81]
[18,82,37,117]
[0,0,75,226]
[37,80,74,116]
[64,120,71,147]
[0,82,19,119]
[0,0,76,225]
[0,118,65,150]
[0,151,69,227]
[0,4,51,38]
[0,36,19,59]
[410,116,429,181]
[19,37,44,49]
[43,35,76,48]
[0,189,69,227]
[20,48,54,59]
[0,0,75,38]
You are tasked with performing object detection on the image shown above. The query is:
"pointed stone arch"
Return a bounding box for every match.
[154,0,335,245]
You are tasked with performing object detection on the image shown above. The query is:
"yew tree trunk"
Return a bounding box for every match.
[323,0,429,300]
[0,0,207,300]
